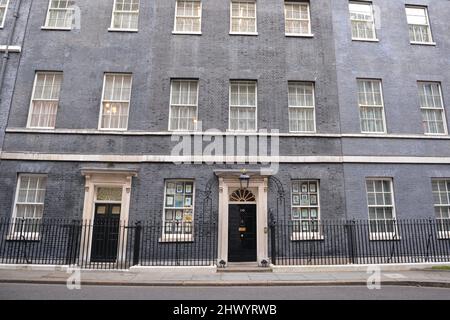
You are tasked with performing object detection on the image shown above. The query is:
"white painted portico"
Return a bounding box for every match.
[214,170,272,267]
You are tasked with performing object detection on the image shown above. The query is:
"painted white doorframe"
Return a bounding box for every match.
[216,173,269,266]
[80,169,137,264]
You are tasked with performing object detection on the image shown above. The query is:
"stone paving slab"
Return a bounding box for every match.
[0,268,450,287]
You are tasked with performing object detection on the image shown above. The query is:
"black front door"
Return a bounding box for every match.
[90,203,121,262]
[228,204,257,262]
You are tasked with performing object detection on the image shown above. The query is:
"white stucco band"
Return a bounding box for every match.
[3,152,450,164]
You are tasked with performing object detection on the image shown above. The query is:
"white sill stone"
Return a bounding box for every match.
[41,26,72,31]
[352,38,380,43]
[410,41,437,46]
[172,31,202,35]
[108,28,138,33]
[285,33,314,38]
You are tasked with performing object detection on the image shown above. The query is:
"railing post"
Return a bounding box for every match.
[269,209,277,265]
[132,221,142,266]
[346,219,356,264]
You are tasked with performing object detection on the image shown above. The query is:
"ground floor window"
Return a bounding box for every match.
[163,180,195,237]
[10,174,47,238]
[432,180,450,237]
[291,180,320,239]
[366,178,398,239]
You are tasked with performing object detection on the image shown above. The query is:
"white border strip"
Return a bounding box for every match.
[0,45,21,52]
[2,152,450,164]
[5,128,450,140]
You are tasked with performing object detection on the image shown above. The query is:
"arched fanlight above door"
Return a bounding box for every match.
[229,189,256,202]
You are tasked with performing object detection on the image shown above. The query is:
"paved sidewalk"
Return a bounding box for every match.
[1,268,450,287]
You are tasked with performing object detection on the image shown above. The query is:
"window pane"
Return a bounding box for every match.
[349,2,376,40]
[100,74,132,130]
[112,0,140,30]
[406,6,432,43]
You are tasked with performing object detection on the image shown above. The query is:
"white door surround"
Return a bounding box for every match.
[215,170,271,267]
[80,168,137,263]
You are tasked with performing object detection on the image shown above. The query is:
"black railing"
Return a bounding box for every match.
[0,218,217,269]
[270,219,450,265]
[1,217,449,268]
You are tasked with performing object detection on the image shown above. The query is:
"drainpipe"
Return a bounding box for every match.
[0,0,24,160]
[0,0,23,103]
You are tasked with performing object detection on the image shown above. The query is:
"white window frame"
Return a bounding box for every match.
[290,180,323,240]
[161,179,195,242]
[228,80,258,132]
[0,0,9,29]
[357,79,387,134]
[365,178,399,240]
[418,82,448,136]
[288,81,316,133]
[26,72,63,129]
[349,1,378,41]
[9,174,48,240]
[284,1,313,37]
[405,5,435,45]
[109,0,140,32]
[42,0,75,30]
[168,79,199,132]
[98,73,133,131]
[173,0,202,35]
[229,0,258,35]
[432,179,450,239]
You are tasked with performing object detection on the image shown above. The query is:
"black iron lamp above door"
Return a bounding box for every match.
[239,170,251,190]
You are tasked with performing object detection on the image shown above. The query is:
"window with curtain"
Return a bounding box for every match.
[100,74,133,130]
[169,80,198,131]
[229,81,257,131]
[418,82,447,135]
[44,0,75,29]
[28,72,63,129]
[174,0,202,33]
[230,0,257,34]
[406,6,433,44]
[284,1,311,36]
[349,1,377,40]
[432,180,450,237]
[366,179,398,239]
[357,79,386,133]
[111,0,140,30]
[10,175,47,238]
[288,82,315,132]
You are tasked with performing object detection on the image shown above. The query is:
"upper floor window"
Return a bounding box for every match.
[291,180,321,239]
[418,82,447,135]
[357,79,386,133]
[174,0,202,34]
[230,0,257,34]
[284,1,312,36]
[163,180,195,239]
[27,72,63,129]
[406,6,433,44]
[432,180,450,238]
[99,73,132,130]
[10,174,47,239]
[110,0,140,31]
[349,1,377,41]
[366,178,398,239]
[169,80,199,131]
[288,82,315,133]
[229,80,257,131]
[0,0,9,28]
[44,0,75,29]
